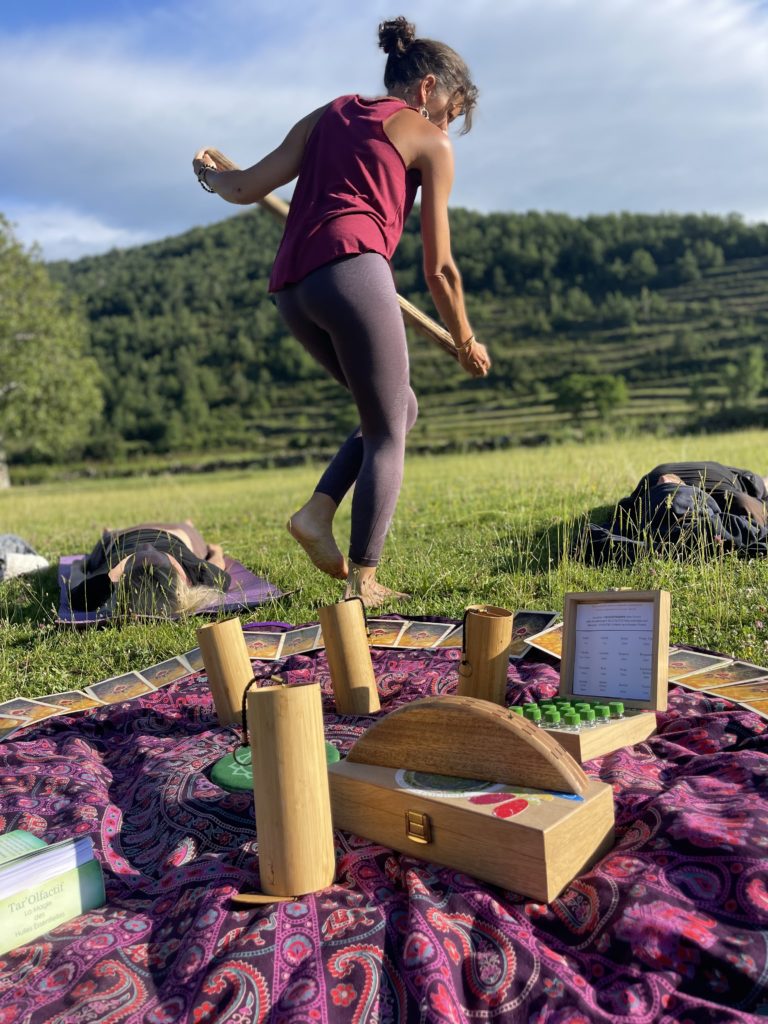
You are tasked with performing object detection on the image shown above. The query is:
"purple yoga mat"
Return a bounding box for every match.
[56,554,285,626]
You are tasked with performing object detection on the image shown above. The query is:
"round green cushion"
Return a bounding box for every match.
[211,741,341,792]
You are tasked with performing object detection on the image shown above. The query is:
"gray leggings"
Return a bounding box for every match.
[275,253,418,567]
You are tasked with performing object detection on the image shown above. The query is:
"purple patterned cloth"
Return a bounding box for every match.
[56,555,285,626]
[1,639,767,1022]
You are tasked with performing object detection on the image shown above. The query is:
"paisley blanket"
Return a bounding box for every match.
[1,639,767,1023]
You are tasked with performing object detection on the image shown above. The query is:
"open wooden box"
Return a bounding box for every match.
[542,590,670,761]
[329,696,615,902]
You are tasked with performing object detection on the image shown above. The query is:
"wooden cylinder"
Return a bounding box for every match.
[319,599,380,715]
[197,618,254,726]
[247,682,335,895]
[457,605,514,705]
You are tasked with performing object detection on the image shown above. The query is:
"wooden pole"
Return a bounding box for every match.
[202,149,458,358]
[319,599,380,715]
[457,605,514,705]
[247,682,335,895]
[197,618,253,726]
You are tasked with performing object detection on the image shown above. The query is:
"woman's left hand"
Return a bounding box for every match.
[458,340,491,378]
[192,147,219,176]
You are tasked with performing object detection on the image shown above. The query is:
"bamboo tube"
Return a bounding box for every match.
[197,618,253,726]
[247,682,335,895]
[457,605,514,705]
[319,599,380,715]
[201,149,458,358]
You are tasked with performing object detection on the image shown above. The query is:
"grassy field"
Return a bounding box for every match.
[2,428,767,702]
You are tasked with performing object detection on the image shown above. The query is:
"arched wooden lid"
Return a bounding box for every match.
[345,696,589,796]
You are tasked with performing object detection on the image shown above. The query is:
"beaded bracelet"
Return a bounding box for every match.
[197,165,216,193]
[455,333,476,352]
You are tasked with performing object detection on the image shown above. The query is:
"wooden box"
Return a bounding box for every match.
[328,697,615,902]
[543,589,671,762]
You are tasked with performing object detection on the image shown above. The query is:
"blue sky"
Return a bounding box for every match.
[3,0,768,260]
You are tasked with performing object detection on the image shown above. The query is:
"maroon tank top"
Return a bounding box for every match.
[269,95,421,292]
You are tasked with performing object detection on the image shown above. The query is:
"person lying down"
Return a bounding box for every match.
[68,520,231,618]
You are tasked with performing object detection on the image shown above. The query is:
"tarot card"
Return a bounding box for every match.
[742,699,768,719]
[183,647,205,672]
[243,631,285,661]
[667,650,732,680]
[140,658,193,689]
[85,672,154,703]
[37,690,104,712]
[527,622,564,659]
[509,611,559,659]
[366,619,407,647]
[706,680,768,702]
[280,625,323,658]
[0,715,30,741]
[395,621,455,649]
[435,625,463,648]
[0,697,63,723]
[673,661,768,691]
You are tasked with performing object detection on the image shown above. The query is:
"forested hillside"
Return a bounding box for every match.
[42,207,768,470]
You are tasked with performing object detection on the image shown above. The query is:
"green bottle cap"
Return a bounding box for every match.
[574,702,591,712]
[609,701,625,716]
[583,708,596,723]
[563,711,580,727]
[594,706,610,721]
[523,705,542,722]
[508,705,524,715]
[543,708,561,725]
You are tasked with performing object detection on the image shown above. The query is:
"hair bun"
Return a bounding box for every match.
[378,16,416,55]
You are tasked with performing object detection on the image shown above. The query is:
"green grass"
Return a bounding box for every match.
[2,428,768,702]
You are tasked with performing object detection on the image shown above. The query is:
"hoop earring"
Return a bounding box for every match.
[419,104,430,121]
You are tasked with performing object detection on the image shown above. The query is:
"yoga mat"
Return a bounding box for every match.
[56,554,285,626]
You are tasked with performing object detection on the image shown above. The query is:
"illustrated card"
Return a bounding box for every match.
[243,631,285,661]
[435,625,463,648]
[183,647,205,672]
[366,619,407,647]
[140,658,193,689]
[742,699,768,719]
[37,690,104,712]
[85,672,154,703]
[706,681,768,702]
[527,622,564,658]
[667,650,732,679]
[673,661,768,691]
[0,715,30,741]
[395,621,455,649]
[280,625,323,658]
[509,611,559,659]
[0,697,63,723]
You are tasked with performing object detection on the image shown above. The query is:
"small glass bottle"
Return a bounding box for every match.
[594,706,611,725]
[562,710,581,732]
[609,701,625,720]
[574,702,592,716]
[523,705,542,726]
[582,707,597,729]
[543,707,561,728]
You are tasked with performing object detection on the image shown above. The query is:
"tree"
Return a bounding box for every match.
[0,216,103,486]
[591,374,629,420]
[553,374,593,424]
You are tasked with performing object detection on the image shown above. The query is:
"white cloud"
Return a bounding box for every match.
[1,0,767,259]
[5,204,154,261]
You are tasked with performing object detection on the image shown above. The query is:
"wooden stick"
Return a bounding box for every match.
[457,605,514,706]
[197,618,254,726]
[247,682,335,895]
[319,599,380,715]
[203,149,458,357]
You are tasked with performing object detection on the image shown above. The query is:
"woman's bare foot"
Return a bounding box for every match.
[345,564,410,609]
[287,494,347,580]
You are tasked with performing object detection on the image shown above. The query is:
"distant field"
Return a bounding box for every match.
[2,429,767,701]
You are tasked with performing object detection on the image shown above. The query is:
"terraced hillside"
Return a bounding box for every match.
[45,208,768,471]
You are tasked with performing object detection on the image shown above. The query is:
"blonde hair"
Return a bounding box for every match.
[173,576,226,616]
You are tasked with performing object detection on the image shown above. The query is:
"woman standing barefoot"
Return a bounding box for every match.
[193,16,490,606]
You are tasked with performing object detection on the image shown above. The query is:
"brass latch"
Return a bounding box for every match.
[405,810,432,845]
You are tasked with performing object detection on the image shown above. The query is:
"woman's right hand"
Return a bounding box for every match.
[458,339,491,378]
